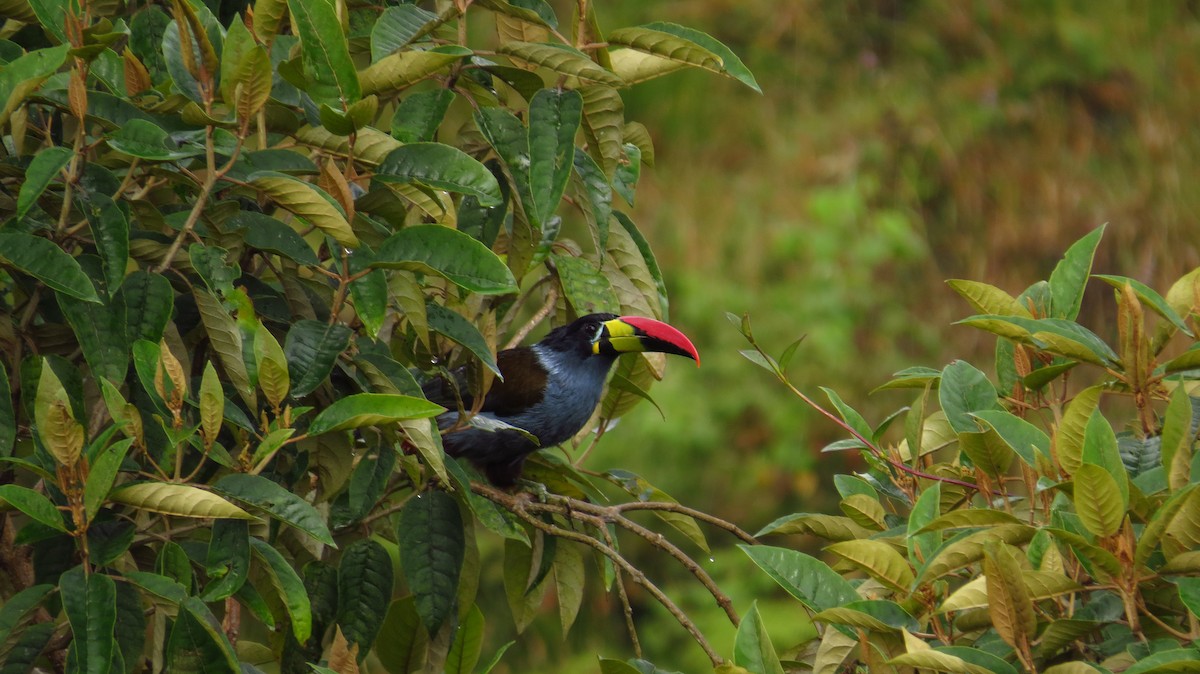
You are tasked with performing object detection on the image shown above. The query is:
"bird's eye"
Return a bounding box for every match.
[589,323,605,342]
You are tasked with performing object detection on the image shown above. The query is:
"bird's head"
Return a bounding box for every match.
[538,313,700,365]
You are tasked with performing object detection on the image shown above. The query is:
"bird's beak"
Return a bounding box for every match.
[595,316,700,365]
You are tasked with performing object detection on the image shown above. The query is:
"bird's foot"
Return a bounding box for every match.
[516,478,551,503]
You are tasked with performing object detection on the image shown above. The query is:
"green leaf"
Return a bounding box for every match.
[1082,409,1128,505]
[167,597,240,674]
[613,143,641,206]
[57,281,129,383]
[374,224,517,294]
[83,439,133,522]
[733,601,785,674]
[376,143,502,206]
[251,173,358,247]
[908,482,941,571]
[1174,577,1200,620]
[17,146,71,220]
[0,45,70,126]
[938,360,999,433]
[60,566,117,674]
[1096,274,1193,336]
[360,45,471,96]
[337,539,394,652]
[0,485,66,531]
[27,0,67,43]
[373,597,429,673]
[0,233,100,303]
[739,545,858,611]
[446,604,485,674]
[0,362,12,458]
[110,482,257,519]
[285,0,359,106]
[397,489,465,633]
[348,443,396,520]
[307,393,445,435]
[229,211,319,266]
[80,194,130,294]
[1049,224,1105,320]
[390,88,455,143]
[1161,385,1196,489]
[571,150,613,255]
[212,473,335,546]
[445,457,528,544]
[1123,650,1200,674]
[371,4,440,62]
[285,319,353,398]
[202,519,250,601]
[427,304,505,376]
[108,118,200,161]
[554,253,620,315]
[642,21,760,92]
[498,42,623,86]
[249,538,312,641]
[970,410,1049,468]
[348,252,388,339]
[579,85,624,177]
[118,271,174,345]
[528,88,582,225]
[0,584,54,655]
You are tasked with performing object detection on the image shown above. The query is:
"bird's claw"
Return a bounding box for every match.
[517,478,551,503]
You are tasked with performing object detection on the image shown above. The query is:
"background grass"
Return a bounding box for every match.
[485,2,1200,671]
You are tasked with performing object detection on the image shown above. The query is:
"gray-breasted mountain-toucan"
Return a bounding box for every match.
[422,313,699,485]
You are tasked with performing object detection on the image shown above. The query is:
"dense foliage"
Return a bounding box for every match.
[737,227,1200,673]
[0,0,761,672]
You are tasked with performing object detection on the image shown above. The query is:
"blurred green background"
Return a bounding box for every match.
[487,2,1200,671]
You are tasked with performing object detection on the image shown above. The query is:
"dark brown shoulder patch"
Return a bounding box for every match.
[482,347,547,416]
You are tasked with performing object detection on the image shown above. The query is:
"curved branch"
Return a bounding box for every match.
[473,485,725,667]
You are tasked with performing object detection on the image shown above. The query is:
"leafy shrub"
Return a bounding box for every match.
[736,225,1200,673]
[0,0,760,671]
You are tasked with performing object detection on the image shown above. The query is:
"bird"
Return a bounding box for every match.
[421,313,700,486]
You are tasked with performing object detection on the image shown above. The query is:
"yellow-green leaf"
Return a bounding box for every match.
[254,323,290,409]
[825,539,914,593]
[1055,385,1103,475]
[198,361,223,447]
[251,174,358,247]
[498,42,623,86]
[35,364,83,467]
[359,46,471,97]
[111,482,256,519]
[983,541,1037,652]
[1074,463,1126,537]
[947,279,1033,318]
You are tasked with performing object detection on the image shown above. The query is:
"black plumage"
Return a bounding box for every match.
[422,313,699,485]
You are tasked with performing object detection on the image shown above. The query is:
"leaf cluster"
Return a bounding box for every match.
[735,225,1200,673]
[0,1,758,672]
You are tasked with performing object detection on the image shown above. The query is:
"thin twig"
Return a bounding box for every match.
[613,501,758,545]
[515,495,739,625]
[773,366,998,495]
[477,486,724,667]
[505,285,559,349]
[600,524,642,657]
